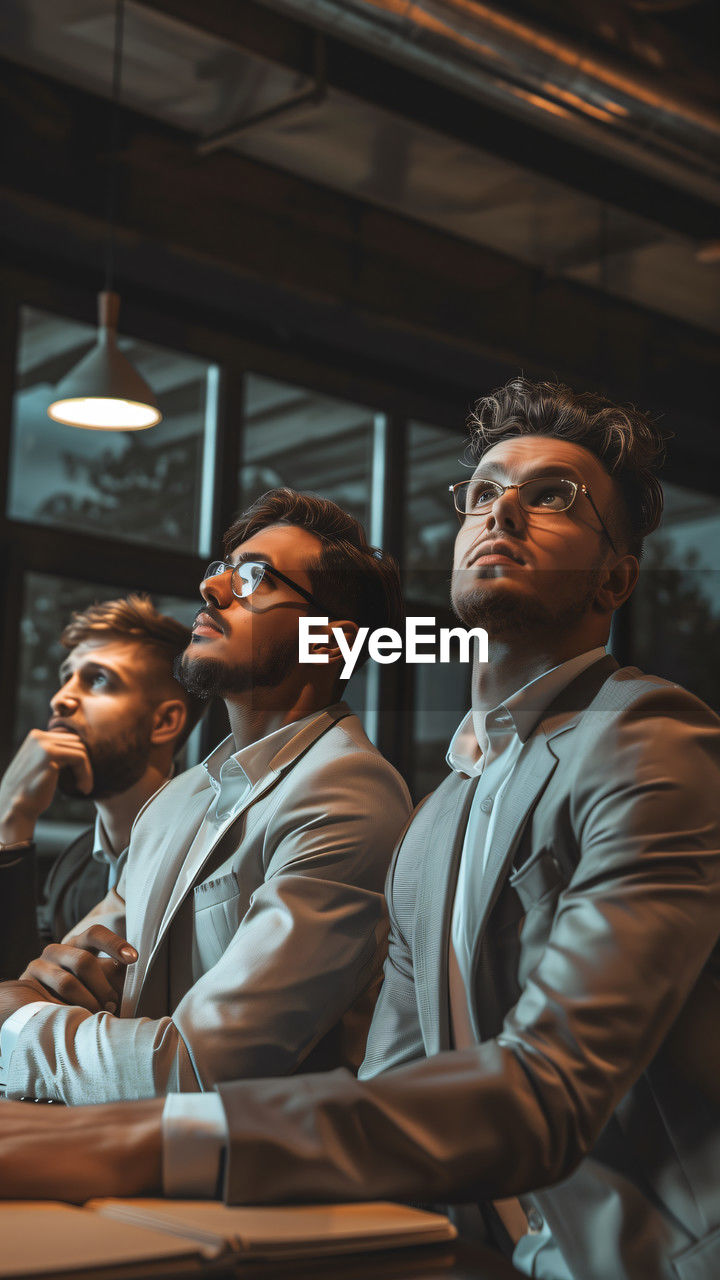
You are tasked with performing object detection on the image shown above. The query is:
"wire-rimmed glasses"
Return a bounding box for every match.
[448,475,618,554]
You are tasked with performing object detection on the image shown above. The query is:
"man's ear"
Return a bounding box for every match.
[305,619,359,659]
[150,698,187,747]
[596,553,639,613]
[326,620,359,662]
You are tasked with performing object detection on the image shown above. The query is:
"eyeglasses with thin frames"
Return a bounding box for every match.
[202,560,325,611]
[448,475,618,554]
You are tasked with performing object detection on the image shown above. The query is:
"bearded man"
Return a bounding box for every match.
[3,382,719,1280]
[0,490,411,1110]
[0,596,203,978]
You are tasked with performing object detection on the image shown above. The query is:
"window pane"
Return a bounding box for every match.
[241,374,374,529]
[405,421,464,606]
[9,307,216,553]
[633,481,720,713]
[16,573,199,827]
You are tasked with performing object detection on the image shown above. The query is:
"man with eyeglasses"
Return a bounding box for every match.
[3,380,720,1280]
[0,489,411,1113]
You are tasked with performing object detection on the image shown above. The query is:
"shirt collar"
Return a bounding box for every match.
[202,702,350,794]
[91,813,113,864]
[447,647,607,776]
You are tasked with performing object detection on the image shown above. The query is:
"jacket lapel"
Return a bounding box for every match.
[125,706,351,1015]
[467,654,619,1002]
[414,773,479,1054]
[122,785,210,1010]
[466,734,559,1002]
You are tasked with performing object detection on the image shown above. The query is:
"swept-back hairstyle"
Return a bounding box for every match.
[61,594,204,748]
[223,488,403,676]
[468,377,666,557]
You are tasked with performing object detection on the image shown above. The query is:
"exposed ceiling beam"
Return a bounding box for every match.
[135,0,720,240]
[1,57,718,450]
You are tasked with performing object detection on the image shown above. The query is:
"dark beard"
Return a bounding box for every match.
[58,721,153,801]
[451,568,603,636]
[174,636,298,700]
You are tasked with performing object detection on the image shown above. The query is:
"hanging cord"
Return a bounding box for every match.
[104,0,125,295]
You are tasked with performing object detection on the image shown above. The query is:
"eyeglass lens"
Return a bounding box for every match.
[459,476,576,515]
[203,561,267,596]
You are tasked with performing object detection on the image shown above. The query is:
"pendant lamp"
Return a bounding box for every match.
[48,0,162,431]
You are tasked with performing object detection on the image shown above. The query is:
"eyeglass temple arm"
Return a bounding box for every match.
[581,486,618,555]
[264,564,323,609]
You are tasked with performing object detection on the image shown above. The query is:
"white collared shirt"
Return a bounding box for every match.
[90,814,123,891]
[447,647,606,1045]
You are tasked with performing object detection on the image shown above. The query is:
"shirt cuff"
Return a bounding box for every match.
[0,1002,48,1090]
[162,1092,227,1199]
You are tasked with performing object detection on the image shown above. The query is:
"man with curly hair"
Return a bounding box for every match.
[2,385,719,1280]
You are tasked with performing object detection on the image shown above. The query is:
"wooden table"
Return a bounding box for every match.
[187,1239,525,1280]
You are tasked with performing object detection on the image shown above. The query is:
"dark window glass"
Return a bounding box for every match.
[241,374,374,529]
[9,307,216,553]
[405,421,465,607]
[633,481,720,712]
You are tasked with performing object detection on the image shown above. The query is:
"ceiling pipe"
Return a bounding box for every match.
[263,0,720,208]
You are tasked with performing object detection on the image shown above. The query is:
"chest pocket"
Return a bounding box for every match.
[507,846,568,986]
[192,872,245,971]
[509,845,565,909]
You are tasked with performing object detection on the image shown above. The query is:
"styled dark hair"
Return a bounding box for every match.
[223,488,403,677]
[467,377,666,558]
[61,594,204,748]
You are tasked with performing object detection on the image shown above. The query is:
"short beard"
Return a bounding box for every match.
[58,720,154,801]
[174,636,298,700]
[451,568,604,637]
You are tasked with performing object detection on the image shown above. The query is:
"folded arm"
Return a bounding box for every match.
[4,751,410,1103]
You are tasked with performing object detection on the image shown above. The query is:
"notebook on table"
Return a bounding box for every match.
[0,1199,457,1278]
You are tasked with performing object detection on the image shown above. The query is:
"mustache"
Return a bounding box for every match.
[192,605,227,636]
[46,720,86,744]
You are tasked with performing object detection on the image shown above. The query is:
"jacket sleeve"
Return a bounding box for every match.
[211,685,720,1206]
[359,806,429,1080]
[4,750,411,1103]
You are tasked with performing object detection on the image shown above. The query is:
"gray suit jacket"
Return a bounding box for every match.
[214,661,720,1280]
[5,704,412,1104]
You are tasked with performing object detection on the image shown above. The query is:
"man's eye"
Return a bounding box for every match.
[469,486,497,507]
[89,672,110,688]
[535,487,565,508]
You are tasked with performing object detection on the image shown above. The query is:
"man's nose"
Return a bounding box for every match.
[486,487,525,531]
[200,565,233,606]
[50,681,80,716]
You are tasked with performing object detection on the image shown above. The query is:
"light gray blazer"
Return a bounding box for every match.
[5,704,412,1103]
[214,661,720,1280]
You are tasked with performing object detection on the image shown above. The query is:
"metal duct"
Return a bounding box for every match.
[262,0,720,206]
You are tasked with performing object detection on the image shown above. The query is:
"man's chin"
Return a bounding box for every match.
[57,767,90,799]
[451,578,544,635]
[176,653,251,699]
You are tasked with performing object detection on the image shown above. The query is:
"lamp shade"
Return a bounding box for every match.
[48,292,162,431]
